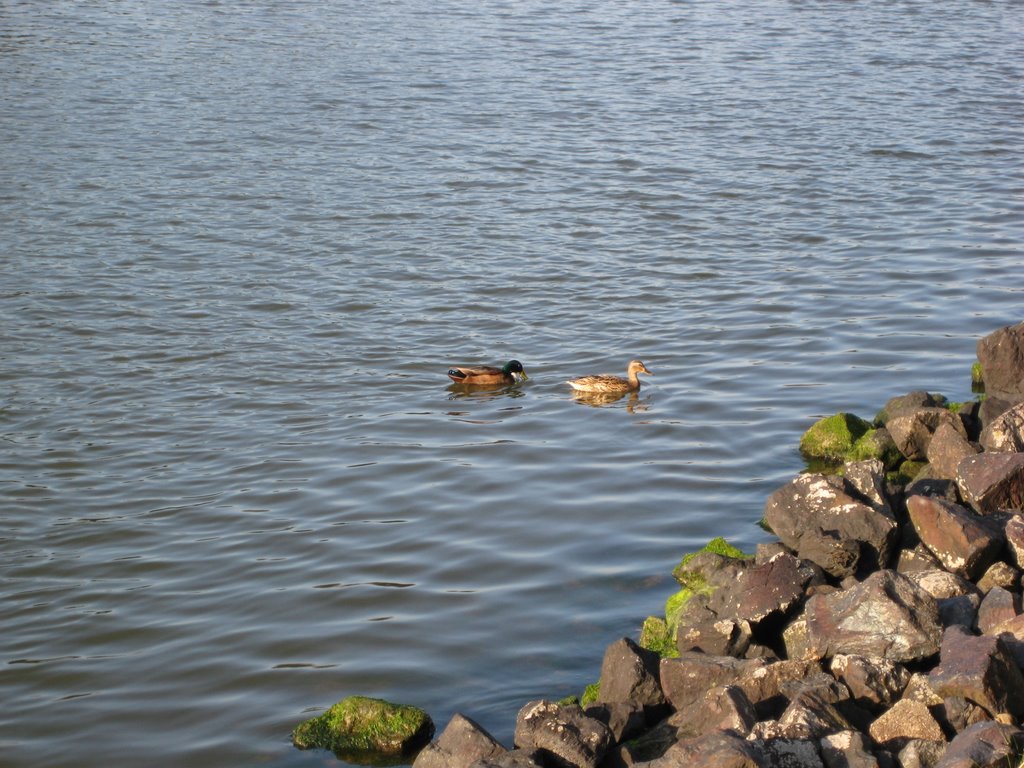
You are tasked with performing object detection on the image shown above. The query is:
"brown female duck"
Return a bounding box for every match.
[566,359,652,393]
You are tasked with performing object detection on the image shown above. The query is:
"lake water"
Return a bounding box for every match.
[1,1,1022,765]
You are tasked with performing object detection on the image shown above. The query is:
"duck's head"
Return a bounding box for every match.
[504,360,528,381]
[629,360,653,376]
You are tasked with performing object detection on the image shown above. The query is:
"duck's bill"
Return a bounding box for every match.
[516,372,529,382]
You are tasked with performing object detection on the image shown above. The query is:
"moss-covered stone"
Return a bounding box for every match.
[639,615,678,658]
[581,681,600,707]
[847,428,902,469]
[799,413,872,462]
[672,537,748,584]
[292,696,434,758]
[972,362,984,385]
[889,460,928,487]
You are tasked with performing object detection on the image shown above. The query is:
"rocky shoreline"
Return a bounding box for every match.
[299,321,1024,768]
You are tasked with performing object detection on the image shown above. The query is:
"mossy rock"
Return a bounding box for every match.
[581,681,600,707]
[639,615,678,658]
[972,362,984,385]
[292,696,434,758]
[890,460,928,487]
[847,428,902,469]
[671,536,749,584]
[799,413,872,462]
[664,585,704,639]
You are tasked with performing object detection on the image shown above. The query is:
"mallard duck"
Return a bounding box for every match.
[566,360,652,393]
[447,360,528,385]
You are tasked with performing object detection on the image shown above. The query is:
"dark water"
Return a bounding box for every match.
[1,1,1022,765]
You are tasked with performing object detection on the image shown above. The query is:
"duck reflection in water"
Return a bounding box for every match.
[570,389,651,413]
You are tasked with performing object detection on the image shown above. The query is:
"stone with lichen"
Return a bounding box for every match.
[292,695,434,758]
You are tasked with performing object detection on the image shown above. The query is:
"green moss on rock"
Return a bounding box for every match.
[799,413,872,462]
[581,681,601,707]
[972,362,984,385]
[639,615,678,658]
[847,428,902,469]
[292,696,434,757]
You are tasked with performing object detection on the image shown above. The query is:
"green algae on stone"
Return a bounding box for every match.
[639,615,678,658]
[671,536,748,583]
[292,696,434,758]
[581,681,601,707]
[847,428,902,469]
[799,413,872,462]
[972,362,984,386]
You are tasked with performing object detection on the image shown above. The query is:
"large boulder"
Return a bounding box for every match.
[829,654,910,710]
[800,413,873,463]
[928,625,1024,721]
[888,408,967,462]
[763,474,898,578]
[414,714,507,768]
[514,701,612,768]
[639,730,768,768]
[956,452,1024,512]
[905,495,1004,580]
[802,570,942,663]
[867,699,945,753]
[926,421,980,480]
[934,719,1024,768]
[976,321,1024,403]
[292,696,435,758]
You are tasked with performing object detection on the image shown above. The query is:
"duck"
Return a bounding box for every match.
[447,360,528,385]
[566,359,653,394]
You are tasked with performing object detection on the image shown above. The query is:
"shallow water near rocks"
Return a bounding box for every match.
[1,1,1022,765]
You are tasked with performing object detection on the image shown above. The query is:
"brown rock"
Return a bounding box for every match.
[975,561,1020,593]
[513,701,613,768]
[1005,515,1024,568]
[906,495,1004,579]
[934,719,1024,768]
[928,625,1024,720]
[896,739,947,768]
[803,570,942,662]
[763,474,898,578]
[643,730,767,768]
[956,452,1024,513]
[878,392,948,425]
[868,699,945,752]
[830,654,910,709]
[596,638,666,718]
[414,714,507,768]
[820,730,882,768]
[980,401,1024,453]
[774,688,852,740]
[976,320,1024,403]
[927,421,980,480]
[889,408,967,461]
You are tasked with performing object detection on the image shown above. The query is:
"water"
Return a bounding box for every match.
[1,1,1022,765]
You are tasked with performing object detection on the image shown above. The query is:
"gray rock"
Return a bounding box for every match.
[934,719,1024,768]
[514,700,613,768]
[905,495,1003,579]
[896,739,946,768]
[928,625,1024,721]
[583,702,646,744]
[937,593,981,630]
[468,749,544,768]
[764,474,898,578]
[976,321,1024,403]
[956,452,1024,513]
[803,570,942,663]
[415,714,508,768]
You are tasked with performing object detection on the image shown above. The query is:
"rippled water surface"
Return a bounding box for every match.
[2,1,1022,765]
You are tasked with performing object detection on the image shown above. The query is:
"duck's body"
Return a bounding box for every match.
[566,360,652,394]
[447,360,527,385]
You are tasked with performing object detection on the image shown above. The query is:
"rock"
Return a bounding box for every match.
[976,585,1021,635]
[956,452,1024,513]
[896,739,946,768]
[906,569,979,601]
[1004,515,1024,569]
[829,655,910,709]
[976,321,1024,403]
[583,702,646,744]
[937,593,981,630]
[800,413,873,462]
[644,684,757,745]
[934,719,1024,768]
[867,699,945,752]
[980,395,1018,430]
[877,392,948,425]
[292,695,435,757]
[888,408,966,462]
[638,616,675,659]
[843,459,893,513]
[980,401,1024,452]
[759,738,826,768]
[937,696,991,736]
[763,474,898,578]
[467,749,544,768]
[802,570,942,663]
[905,495,1003,580]
[659,653,819,721]
[927,625,1024,720]
[414,714,507,768]
[926,422,980,480]
[820,730,881,768]
[514,700,613,768]
[596,637,667,719]
[774,688,852,740]
[848,428,902,469]
[641,730,767,768]
[975,561,1020,593]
